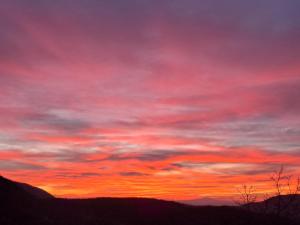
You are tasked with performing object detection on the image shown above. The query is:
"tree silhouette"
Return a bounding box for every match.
[234,185,257,209]
[236,165,300,219]
[269,165,300,217]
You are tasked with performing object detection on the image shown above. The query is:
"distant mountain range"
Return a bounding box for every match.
[179,197,234,206]
[0,175,297,225]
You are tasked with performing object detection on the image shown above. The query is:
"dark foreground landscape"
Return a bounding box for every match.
[1,176,299,225]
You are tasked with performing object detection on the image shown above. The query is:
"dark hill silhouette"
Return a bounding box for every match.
[246,194,300,221]
[0,176,295,225]
[16,181,54,199]
[0,176,54,199]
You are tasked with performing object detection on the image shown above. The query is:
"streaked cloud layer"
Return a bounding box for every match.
[0,0,300,200]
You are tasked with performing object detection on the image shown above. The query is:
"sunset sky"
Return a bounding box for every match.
[0,0,300,201]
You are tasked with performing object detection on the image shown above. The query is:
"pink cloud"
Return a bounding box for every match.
[0,0,299,199]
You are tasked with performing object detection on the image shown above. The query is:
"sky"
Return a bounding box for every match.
[0,0,300,201]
